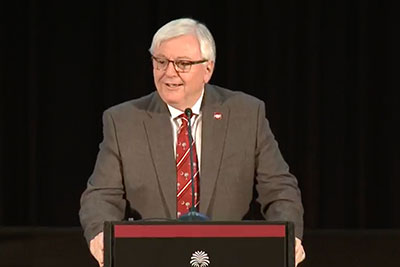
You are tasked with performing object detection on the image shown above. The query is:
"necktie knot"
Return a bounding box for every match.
[179,114,189,126]
[178,113,195,127]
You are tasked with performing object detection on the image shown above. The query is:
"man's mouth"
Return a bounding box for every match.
[165,83,183,88]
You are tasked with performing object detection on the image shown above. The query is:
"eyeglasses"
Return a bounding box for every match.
[151,56,208,73]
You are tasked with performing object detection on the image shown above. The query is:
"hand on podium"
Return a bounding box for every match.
[90,231,104,267]
[295,237,306,266]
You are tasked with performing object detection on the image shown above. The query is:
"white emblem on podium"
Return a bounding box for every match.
[190,251,210,267]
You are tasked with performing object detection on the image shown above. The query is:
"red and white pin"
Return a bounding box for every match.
[213,112,223,120]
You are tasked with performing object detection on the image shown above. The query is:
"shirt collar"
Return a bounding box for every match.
[167,89,204,119]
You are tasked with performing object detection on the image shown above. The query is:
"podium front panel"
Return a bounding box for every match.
[104,221,294,267]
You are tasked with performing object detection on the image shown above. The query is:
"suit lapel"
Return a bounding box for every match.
[143,93,176,218]
[200,85,230,215]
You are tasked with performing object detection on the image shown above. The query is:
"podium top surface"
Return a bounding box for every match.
[113,223,287,238]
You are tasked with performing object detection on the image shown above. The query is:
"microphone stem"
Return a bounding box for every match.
[187,115,196,212]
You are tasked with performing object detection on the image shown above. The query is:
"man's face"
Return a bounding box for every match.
[152,34,214,111]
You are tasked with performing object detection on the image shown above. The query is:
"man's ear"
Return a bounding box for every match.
[204,61,215,83]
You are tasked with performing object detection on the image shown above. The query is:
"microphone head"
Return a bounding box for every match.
[184,108,192,118]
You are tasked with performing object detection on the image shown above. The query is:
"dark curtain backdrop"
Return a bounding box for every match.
[1,1,399,229]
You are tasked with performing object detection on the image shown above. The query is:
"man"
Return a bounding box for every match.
[80,18,305,266]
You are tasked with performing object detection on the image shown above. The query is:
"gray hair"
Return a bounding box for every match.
[149,18,216,62]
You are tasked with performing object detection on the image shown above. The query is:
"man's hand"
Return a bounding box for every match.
[90,232,104,267]
[295,237,305,266]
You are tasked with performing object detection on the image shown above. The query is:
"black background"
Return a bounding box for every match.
[1,0,399,232]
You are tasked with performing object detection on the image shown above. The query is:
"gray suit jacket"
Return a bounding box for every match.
[79,84,304,243]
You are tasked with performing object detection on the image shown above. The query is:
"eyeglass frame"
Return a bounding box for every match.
[151,55,208,73]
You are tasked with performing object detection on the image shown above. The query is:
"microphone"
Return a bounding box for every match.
[178,108,209,221]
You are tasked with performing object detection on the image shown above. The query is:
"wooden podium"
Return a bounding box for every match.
[104,220,294,267]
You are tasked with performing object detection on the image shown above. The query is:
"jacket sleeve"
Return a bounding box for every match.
[79,110,126,244]
[254,101,304,239]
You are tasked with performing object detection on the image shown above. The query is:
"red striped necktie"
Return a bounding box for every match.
[176,113,200,218]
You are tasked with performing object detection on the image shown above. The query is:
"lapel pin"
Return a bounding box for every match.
[213,112,222,120]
